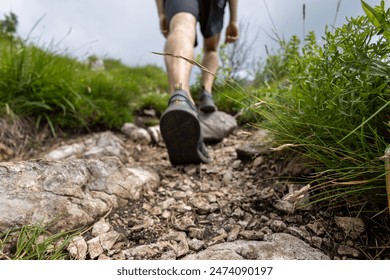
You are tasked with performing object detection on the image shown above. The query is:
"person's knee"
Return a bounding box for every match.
[169,12,196,34]
[203,34,220,52]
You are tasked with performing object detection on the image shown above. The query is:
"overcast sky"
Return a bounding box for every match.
[0,0,381,69]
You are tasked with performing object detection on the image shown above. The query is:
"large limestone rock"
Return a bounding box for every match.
[0,157,159,232]
[199,111,237,143]
[182,233,329,260]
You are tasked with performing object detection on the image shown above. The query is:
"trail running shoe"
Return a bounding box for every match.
[160,90,210,165]
[198,89,217,113]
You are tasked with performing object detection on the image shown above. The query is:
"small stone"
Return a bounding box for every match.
[286,226,310,241]
[152,207,163,216]
[253,156,264,167]
[268,213,280,220]
[45,143,85,161]
[334,216,365,239]
[274,200,295,213]
[176,239,190,258]
[337,245,360,258]
[68,236,88,260]
[231,207,244,218]
[227,225,242,242]
[261,226,273,235]
[160,250,177,260]
[130,218,154,232]
[207,233,228,246]
[164,230,189,258]
[123,241,175,260]
[189,196,212,214]
[172,191,187,200]
[285,215,303,224]
[161,210,171,219]
[87,237,104,259]
[184,165,198,176]
[205,193,217,203]
[237,213,252,229]
[222,171,233,185]
[188,238,205,252]
[121,123,151,144]
[260,215,270,223]
[98,254,111,260]
[160,198,176,210]
[231,160,241,169]
[307,221,326,236]
[92,219,111,237]
[311,236,323,249]
[173,202,193,213]
[99,231,121,251]
[112,251,126,260]
[172,212,196,231]
[239,230,264,240]
[270,220,287,232]
[188,228,205,240]
[147,125,162,144]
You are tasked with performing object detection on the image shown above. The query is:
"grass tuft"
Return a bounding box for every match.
[0,223,79,260]
[250,2,390,212]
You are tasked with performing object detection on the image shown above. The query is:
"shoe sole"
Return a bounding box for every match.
[160,105,209,165]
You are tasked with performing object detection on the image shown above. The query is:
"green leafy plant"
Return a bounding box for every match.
[362,0,390,40]
[252,3,390,211]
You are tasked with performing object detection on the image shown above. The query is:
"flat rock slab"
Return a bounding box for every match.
[0,158,159,232]
[182,233,329,260]
[199,111,237,143]
[44,131,128,163]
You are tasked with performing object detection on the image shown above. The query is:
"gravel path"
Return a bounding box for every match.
[81,128,389,260]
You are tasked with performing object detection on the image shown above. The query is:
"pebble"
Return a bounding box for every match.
[222,171,233,185]
[334,216,365,239]
[87,237,104,259]
[206,233,228,246]
[307,221,326,236]
[68,236,88,260]
[188,228,205,240]
[269,220,287,232]
[227,225,242,242]
[337,245,360,258]
[274,200,295,213]
[188,238,205,252]
[239,230,264,240]
[92,219,111,237]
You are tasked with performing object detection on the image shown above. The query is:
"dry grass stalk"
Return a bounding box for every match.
[151,51,215,76]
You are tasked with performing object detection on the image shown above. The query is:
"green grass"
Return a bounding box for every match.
[0,223,79,260]
[0,35,169,136]
[248,1,390,212]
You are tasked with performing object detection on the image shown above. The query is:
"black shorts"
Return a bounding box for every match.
[164,0,227,39]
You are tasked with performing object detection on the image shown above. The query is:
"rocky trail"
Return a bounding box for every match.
[0,112,389,260]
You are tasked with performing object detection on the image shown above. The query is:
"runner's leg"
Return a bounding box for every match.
[201,33,221,93]
[164,12,197,102]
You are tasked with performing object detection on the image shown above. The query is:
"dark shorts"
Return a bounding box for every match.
[164,0,227,39]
